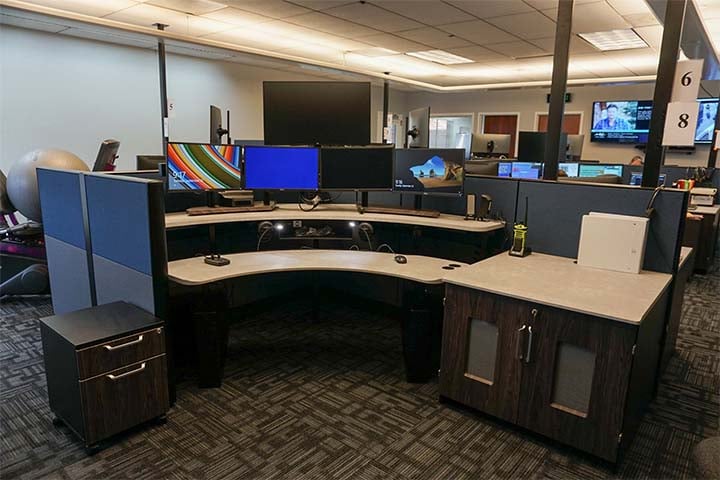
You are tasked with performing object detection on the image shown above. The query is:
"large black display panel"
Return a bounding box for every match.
[263,81,371,146]
[320,146,394,191]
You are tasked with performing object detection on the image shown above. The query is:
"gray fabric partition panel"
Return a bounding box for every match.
[93,255,155,314]
[514,181,687,274]
[44,236,93,314]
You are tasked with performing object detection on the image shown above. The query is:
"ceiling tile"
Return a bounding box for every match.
[395,26,473,48]
[607,48,658,75]
[105,4,234,35]
[223,0,312,18]
[531,35,598,54]
[623,12,660,27]
[438,20,517,44]
[276,44,346,63]
[486,40,546,58]
[633,25,662,50]
[445,0,533,19]
[146,0,226,15]
[322,2,424,32]
[355,32,428,52]
[203,26,305,50]
[544,2,631,34]
[570,53,634,77]
[250,19,371,50]
[606,0,653,16]
[375,1,475,26]
[201,7,274,26]
[446,45,506,62]
[285,11,380,37]
[486,11,557,40]
[287,1,356,11]
[17,0,139,17]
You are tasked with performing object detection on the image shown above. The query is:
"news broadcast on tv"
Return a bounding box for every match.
[591,100,653,143]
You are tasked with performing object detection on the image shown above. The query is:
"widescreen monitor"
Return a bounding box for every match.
[630,173,666,186]
[590,100,652,144]
[695,98,718,143]
[517,131,567,164]
[244,146,319,191]
[320,146,394,191]
[394,148,464,196]
[263,81,370,146]
[498,161,513,178]
[559,162,579,177]
[511,162,543,179]
[579,164,624,177]
[166,143,242,191]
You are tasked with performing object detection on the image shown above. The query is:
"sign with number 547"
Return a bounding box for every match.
[663,102,699,146]
[672,60,703,102]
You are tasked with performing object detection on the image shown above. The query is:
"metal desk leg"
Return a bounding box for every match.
[194,283,229,388]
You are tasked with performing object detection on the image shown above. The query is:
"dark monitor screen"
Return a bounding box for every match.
[136,155,164,171]
[166,143,242,191]
[263,81,371,146]
[590,100,652,144]
[517,131,567,164]
[579,164,624,177]
[244,146,319,191]
[393,148,465,196]
[320,146,394,191]
[511,162,543,179]
[696,98,718,143]
[498,161,512,178]
[630,173,666,186]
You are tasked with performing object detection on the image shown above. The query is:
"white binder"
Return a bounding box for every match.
[577,212,649,274]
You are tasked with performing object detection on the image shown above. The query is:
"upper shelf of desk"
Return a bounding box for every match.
[165,204,504,233]
[168,250,466,286]
[443,253,672,325]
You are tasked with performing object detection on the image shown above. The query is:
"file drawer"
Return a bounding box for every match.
[77,327,165,379]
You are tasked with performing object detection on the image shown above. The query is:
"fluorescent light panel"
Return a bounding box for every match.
[578,29,648,51]
[406,49,473,65]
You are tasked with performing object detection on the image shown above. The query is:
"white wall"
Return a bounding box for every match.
[405,84,712,166]
[0,26,407,173]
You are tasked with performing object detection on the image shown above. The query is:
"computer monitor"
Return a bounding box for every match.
[559,162,579,177]
[244,146,319,191]
[497,161,513,178]
[630,173,666,186]
[566,134,584,160]
[393,148,464,196]
[166,143,242,191]
[695,98,718,143]
[408,107,430,148]
[472,133,511,156]
[579,164,624,177]
[92,139,120,172]
[136,155,164,171]
[511,162,543,179]
[320,145,394,191]
[517,131,568,164]
[234,139,265,146]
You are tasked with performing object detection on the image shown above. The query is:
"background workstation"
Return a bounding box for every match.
[2,1,720,479]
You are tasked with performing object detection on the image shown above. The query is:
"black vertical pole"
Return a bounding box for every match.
[543,0,573,180]
[708,91,720,168]
[155,23,170,156]
[643,0,687,187]
[382,76,390,144]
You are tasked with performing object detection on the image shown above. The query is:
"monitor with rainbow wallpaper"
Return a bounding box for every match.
[166,143,242,191]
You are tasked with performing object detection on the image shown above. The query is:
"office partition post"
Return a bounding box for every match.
[709,92,720,168]
[154,23,169,159]
[643,0,687,187]
[382,78,389,144]
[543,0,573,180]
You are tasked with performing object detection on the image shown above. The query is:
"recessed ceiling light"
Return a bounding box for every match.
[578,29,648,51]
[406,50,473,65]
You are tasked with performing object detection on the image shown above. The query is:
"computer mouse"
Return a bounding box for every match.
[394,255,407,264]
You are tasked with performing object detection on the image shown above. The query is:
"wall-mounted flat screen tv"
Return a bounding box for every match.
[590,100,653,144]
[695,98,718,143]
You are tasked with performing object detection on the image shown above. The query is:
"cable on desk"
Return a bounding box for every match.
[256,228,273,251]
[376,243,395,253]
[349,244,360,251]
[361,228,373,251]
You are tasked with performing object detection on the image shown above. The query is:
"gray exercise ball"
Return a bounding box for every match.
[0,170,16,214]
[6,149,89,222]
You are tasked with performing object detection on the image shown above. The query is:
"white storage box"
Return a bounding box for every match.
[577,212,649,274]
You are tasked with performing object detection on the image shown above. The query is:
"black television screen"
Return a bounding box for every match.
[263,81,371,146]
[320,146,394,191]
[590,100,652,144]
[393,148,464,196]
[695,98,718,143]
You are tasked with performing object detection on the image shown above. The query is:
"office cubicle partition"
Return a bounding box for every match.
[83,174,168,318]
[37,168,94,314]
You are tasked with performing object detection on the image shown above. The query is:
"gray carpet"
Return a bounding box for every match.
[1,265,718,479]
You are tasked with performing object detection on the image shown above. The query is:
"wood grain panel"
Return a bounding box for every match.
[516,305,636,462]
[77,327,165,379]
[537,113,582,135]
[439,286,525,423]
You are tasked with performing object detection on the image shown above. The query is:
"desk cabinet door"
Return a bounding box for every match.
[516,307,636,462]
[439,286,527,423]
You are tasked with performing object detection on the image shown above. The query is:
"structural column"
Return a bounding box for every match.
[708,90,720,168]
[382,77,390,144]
[154,23,170,155]
[543,0,574,180]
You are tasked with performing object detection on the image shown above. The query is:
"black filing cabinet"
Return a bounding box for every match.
[40,301,169,452]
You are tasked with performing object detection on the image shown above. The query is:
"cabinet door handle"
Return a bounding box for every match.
[107,362,146,381]
[516,325,527,360]
[525,326,534,363]
[104,335,144,351]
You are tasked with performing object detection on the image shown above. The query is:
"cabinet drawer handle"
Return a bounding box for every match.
[516,325,527,360]
[525,326,534,364]
[107,363,146,381]
[104,335,143,351]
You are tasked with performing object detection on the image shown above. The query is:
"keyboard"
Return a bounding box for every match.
[186,204,276,216]
[359,206,441,218]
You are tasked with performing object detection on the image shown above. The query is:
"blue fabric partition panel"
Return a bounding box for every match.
[37,168,94,314]
[84,173,168,317]
[514,181,687,274]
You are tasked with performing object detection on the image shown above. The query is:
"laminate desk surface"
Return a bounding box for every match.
[690,205,720,215]
[443,252,672,325]
[165,204,504,233]
[168,250,467,286]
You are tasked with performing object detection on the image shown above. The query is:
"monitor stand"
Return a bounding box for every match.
[356,192,440,218]
[185,191,277,216]
[204,224,230,266]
